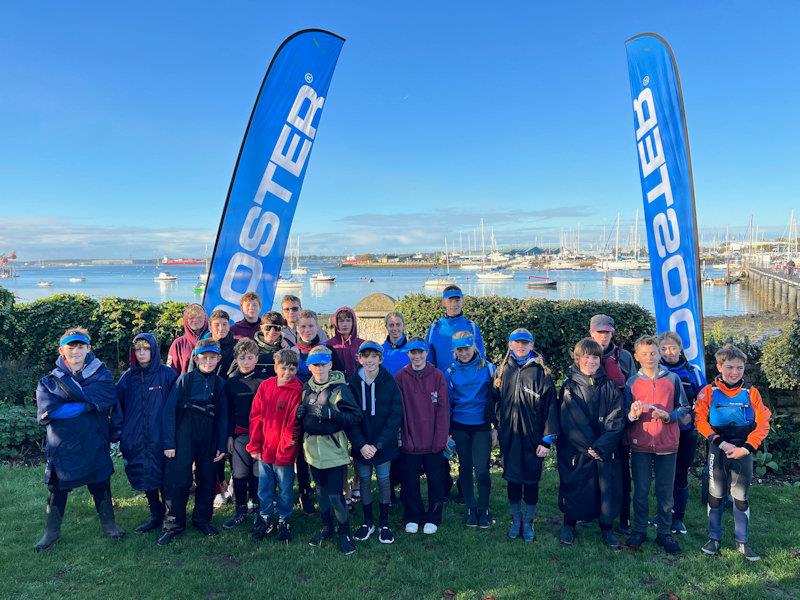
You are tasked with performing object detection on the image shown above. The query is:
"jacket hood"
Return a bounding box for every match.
[330,306,358,342]
[254,331,283,352]
[567,364,607,387]
[636,365,671,380]
[307,369,346,392]
[182,303,209,339]
[130,332,161,371]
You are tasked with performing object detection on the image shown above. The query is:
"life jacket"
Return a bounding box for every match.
[709,385,756,446]
[602,347,626,390]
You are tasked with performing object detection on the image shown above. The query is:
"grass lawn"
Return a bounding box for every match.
[2,459,799,600]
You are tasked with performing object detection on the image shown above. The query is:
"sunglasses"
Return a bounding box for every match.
[263,325,282,331]
[282,306,300,312]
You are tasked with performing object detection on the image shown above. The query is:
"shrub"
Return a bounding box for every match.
[0,361,40,406]
[761,318,800,390]
[0,404,42,459]
[14,294,98,371]
[91,297,163,372]
[0,286,22,361]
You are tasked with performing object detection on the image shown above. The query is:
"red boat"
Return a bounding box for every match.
[161,256,204,265]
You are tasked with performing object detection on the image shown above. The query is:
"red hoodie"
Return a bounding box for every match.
[325,306,364,379]
[247,376,303,466]
[166,303,208,375]
[395,363,450,454]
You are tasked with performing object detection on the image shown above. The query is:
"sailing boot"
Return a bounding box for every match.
[508,502,522,540]
[93,486,125,539]
[522,503,537,542]
[34,497,64,551]
[135,489,165,533]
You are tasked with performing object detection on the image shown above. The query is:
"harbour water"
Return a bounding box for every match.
[2,262,757,316]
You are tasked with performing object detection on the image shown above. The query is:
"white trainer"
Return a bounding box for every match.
[405,522,419,534]
[423,523,438,534]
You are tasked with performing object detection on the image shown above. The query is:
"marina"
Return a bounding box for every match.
[1,261,759,317]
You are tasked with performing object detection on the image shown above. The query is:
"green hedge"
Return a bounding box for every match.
[395,294,655,382]
[761,319,800,390]
[8,293,187,372]
[0,404,42,459]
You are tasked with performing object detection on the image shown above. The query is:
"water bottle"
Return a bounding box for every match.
[443,438,457,460]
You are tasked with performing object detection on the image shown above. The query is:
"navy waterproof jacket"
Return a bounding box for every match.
[111,333,178,491]
[36,353,117,489]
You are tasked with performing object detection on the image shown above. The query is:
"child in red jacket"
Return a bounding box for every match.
[247,349,303,543]
[624,335,688,555]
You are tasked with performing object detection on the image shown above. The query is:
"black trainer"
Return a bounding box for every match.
[134,515,163,534]
[353,523,375,541]
[223,507,248,530]
[339,533,356,555]
[309,526,334,547]
[737,542,761,561]
[193,522,219,537]
[656,533,682,555]
[601,529,621,549]
[378,526,395,544]
[250,515,275,541]
[559,525,576,545]
[156,529,184,545]
[277,520,292,543]
[701,538,721,556]
[465,508,478,527]
[478,510,494,529]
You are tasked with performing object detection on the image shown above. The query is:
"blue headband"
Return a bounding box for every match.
[442,289,463,300]
[451,336,474,350]
[306,351,332,365]
[405,340,429,353]
[59,333,91,347]
[193,345,221,356]
[509,331,534,343]
[358,341,383,355]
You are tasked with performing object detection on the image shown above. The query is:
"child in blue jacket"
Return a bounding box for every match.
[445,330,497,528]
[111,333,177,534]
[34,327,123,550]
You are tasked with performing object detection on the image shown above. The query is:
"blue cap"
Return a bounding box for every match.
[306,350,333,365]
[451,335,474,350]
[509,330,534,343]
[59,333,91,347]
[193,345,221,356]
[442,288,463,300]
[358,341,383,355]
[405,339,429,353]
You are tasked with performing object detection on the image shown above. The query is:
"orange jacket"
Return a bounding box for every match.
[695,377,771,454]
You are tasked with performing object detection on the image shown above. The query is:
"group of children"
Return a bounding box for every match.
[33,286,771,561]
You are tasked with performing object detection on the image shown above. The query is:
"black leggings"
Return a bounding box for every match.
[230,434,258,507]
[310,465,348,525]
[507,481,539,505]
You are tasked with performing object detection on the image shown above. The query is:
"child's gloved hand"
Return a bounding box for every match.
[295,404,307,419]
[309,403,331,420]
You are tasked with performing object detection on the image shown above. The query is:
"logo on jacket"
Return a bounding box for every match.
[523,386,540,399]
[431,391,439,404]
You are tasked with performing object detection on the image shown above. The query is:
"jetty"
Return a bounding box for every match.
[746,266,800,317]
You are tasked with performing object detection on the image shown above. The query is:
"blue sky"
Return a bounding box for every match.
[1,1,798,259]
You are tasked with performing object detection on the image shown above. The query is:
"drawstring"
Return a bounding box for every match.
[360,379,376,416]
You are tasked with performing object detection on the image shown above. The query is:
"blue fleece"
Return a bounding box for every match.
[445,353,494,426]
[381,336,410,375]
[425,313,485,371]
